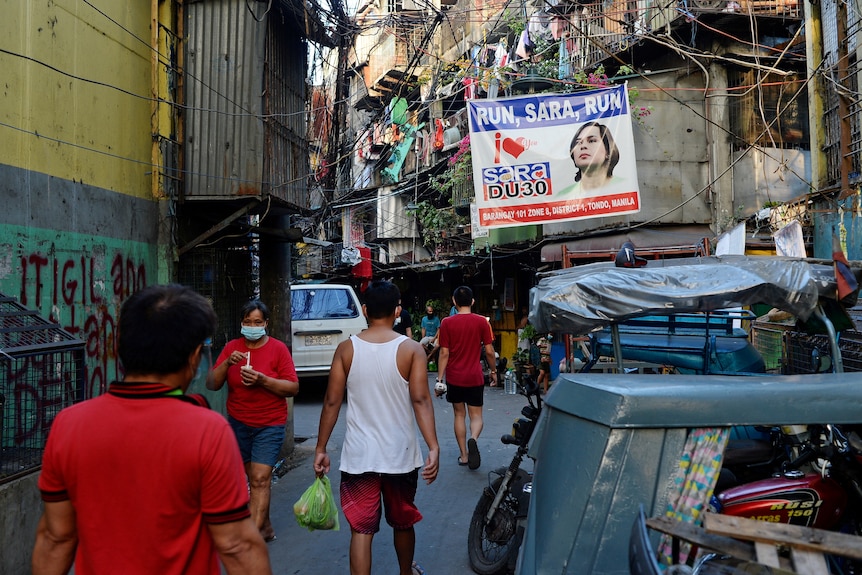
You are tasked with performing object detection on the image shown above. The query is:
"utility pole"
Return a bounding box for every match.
[325,0,352,207]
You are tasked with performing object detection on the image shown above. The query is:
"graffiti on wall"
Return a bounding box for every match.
[3,351,79,449]
[13,248,150,400]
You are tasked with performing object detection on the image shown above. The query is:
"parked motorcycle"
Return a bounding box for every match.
[708,423,862,573]
[467,373,542,575]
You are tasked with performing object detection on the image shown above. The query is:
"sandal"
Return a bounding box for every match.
[412,560,426,575]
[467,438,481,470]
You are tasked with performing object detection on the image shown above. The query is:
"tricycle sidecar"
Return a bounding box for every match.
[514,255,860,575]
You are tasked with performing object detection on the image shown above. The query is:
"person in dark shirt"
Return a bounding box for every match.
[393,301,413,338]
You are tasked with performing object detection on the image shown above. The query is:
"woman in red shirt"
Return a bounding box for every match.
[209,300,299,543]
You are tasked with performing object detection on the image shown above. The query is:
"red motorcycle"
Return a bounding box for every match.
[708,424,862,573]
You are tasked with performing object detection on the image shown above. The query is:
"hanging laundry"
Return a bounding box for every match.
[351,246,372,280]
[567,36,578,58]
[550,15,569,40]
[527,11,551,41]
[433,118,445,151]
[515,29,533,60]
[494,41,509,70]
[389,97,409,126]
[469,45,482,77]
[558,37,570,80]
[418,129,430,166]
[342,246,362,266]
[462,77,478,100]
[479,45,490,68]
[833,233,859,303]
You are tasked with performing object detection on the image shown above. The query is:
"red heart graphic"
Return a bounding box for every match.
[502,137,525,159]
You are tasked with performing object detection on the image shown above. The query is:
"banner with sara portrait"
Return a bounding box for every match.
[467,84,640,229]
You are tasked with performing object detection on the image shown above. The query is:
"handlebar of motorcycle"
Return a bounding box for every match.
[782,444,817,473]
[501,434,519,445]
[519,373,541,397]
[780,424,853,472]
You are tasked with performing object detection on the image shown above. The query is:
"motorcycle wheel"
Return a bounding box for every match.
[468,476,520,575]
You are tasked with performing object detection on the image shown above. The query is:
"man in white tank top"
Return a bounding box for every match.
[314,280,440,575]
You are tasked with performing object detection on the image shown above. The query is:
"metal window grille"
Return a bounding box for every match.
[178,247,254,354]
[0,294,85,484]
[727,69,810,151]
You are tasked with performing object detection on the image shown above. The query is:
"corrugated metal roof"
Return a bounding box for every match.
[185,0,266,199]
[184,0,312,208]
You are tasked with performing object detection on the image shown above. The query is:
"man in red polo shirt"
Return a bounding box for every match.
[32,285,271,575]
[436,285,496,470]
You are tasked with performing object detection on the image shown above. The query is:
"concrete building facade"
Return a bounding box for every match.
[0,1,324,571]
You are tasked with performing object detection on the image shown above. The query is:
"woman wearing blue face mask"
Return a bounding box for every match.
[209,300,298,544]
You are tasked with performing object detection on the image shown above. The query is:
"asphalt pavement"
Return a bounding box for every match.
[266,374,534,574]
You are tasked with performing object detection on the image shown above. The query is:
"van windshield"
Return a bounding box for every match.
[292,288,360,320]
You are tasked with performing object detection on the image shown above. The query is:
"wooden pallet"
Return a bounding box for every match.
[646,512,862,574]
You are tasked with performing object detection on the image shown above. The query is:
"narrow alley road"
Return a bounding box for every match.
[265,376,533,574]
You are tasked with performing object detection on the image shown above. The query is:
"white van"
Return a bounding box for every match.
[290,284,367,378]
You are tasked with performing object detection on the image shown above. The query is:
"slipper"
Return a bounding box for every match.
[458,457,469,466]
[467,438,480,470]
[264,534,277,543]
[412,560,426,575]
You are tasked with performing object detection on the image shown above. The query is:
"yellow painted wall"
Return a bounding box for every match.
[499,330,517,364]
[0,1,153,199]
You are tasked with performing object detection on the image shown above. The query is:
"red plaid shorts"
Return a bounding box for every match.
[339,470,422,534]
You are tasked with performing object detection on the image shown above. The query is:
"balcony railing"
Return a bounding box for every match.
[451,178,474,214]
[568,0,801,70]
[366,22,427,95]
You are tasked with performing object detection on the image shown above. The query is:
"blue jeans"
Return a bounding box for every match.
[227,416,285,467]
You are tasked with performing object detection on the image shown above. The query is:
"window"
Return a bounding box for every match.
[728,69,809,150]
[291,288,360,320]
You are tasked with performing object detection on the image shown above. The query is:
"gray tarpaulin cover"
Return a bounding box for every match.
[529,255,842,335]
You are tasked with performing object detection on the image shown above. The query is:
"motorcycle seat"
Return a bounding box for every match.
[723,438,774,466]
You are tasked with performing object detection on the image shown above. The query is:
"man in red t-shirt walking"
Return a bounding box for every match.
[32,285,271,575]
[436,285,497,470]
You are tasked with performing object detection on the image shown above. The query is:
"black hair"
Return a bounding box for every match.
[118,284,217,376]
[363,280,401,319]
[241,300,270,321]
[570,121,620,182]
[452,285,473,307]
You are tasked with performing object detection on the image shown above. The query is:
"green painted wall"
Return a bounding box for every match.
[0,0,167,396]
[0,222,158,398]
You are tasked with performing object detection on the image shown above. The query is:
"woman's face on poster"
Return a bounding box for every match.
[571,125,606,170]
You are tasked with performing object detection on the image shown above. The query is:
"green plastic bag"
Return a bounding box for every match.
[293,475,340,531]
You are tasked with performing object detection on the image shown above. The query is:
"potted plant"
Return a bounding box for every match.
[519,323,537,343]
[512,348,531,366]
[513,324,538,379]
